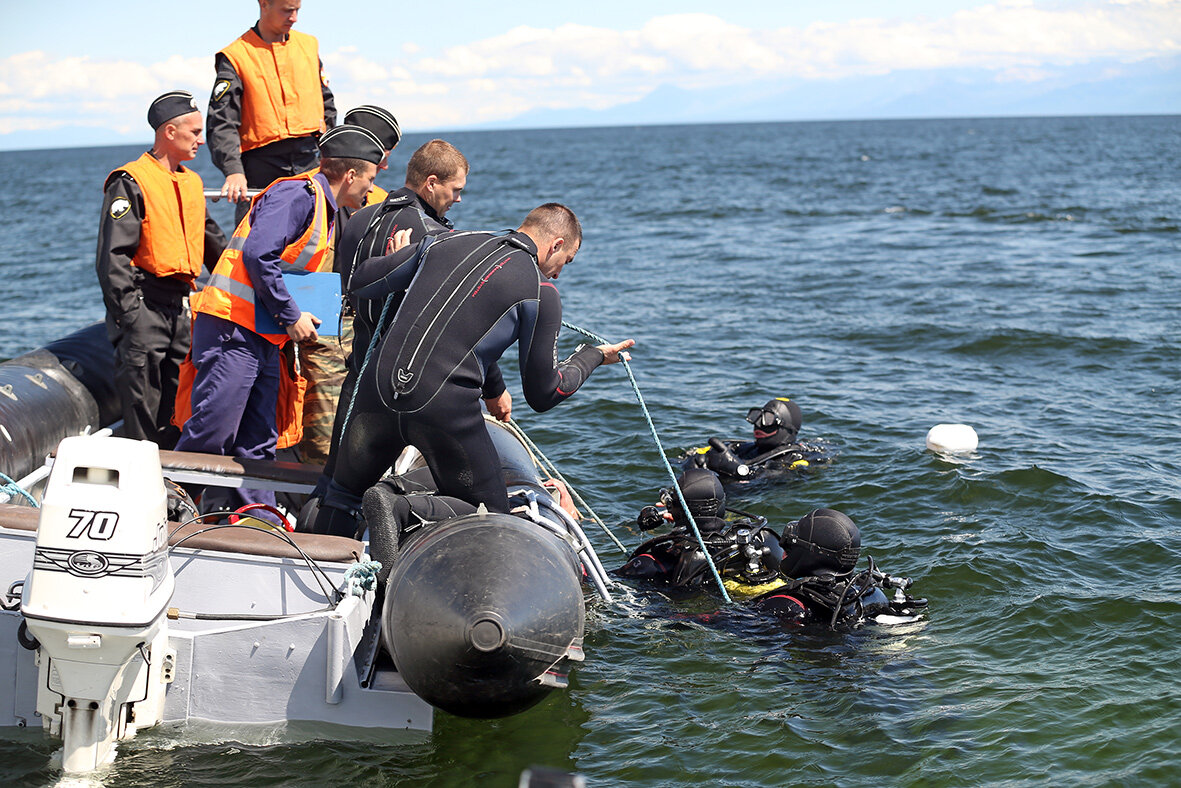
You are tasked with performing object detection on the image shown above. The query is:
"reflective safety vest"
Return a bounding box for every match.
[221,28,326,153]
[192,174,335,344]
[368,184,389,205]
[173,340,307,449]
[112,153,206,282]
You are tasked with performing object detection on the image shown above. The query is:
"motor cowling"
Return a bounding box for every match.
[21,435,174,772]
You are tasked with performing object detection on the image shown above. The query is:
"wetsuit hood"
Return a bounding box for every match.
[780,508,860,577]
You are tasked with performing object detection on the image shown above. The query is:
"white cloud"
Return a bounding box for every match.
[2,0,1178,138]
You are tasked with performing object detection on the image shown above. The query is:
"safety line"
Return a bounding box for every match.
[560,320,733,604]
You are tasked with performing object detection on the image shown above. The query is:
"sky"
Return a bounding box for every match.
[1,0,1178,150]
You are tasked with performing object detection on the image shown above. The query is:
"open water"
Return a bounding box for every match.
[0,115,1178,786]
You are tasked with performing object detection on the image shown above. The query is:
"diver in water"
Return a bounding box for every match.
[616,469,925,627]
[681,398,828,482]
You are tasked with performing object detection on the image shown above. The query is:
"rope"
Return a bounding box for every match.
[344,560,383,597]
[0,472,39,508]
[502,417,628,554]
[560,321,733,604]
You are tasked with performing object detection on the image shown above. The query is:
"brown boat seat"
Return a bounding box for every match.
[158,449,323,487]
[0,503,364,564]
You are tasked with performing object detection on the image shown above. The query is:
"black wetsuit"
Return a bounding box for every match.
[685,438,821,481]
[317,187,456,486]
[316,230,603,534]
[95,170,226,447]
[617,518,785,590]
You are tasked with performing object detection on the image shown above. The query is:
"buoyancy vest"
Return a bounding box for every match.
[110,153,206,282]
[220,28,325,153]
[192,174,334,344]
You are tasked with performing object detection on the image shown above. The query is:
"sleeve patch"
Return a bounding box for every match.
[212,80,231,102]
[109,198,131,220]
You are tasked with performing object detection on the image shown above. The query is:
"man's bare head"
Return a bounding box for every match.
[519,203,582,279]
[406,140,469,217]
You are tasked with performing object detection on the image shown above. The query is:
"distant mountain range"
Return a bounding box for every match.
[472,54,1181,130]
[2,55,1176,151]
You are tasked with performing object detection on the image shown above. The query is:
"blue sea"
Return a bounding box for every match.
[1,115,1179,786]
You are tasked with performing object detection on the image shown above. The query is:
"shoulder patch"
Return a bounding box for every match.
[212,80,231,102]
[321,70,330,87]
[109,198,131,220]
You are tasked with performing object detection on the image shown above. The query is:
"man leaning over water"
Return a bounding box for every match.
[313,203,635,537]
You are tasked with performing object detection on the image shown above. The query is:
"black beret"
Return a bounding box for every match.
[318,125,385,165]
[148,90,199,130]
[342,105,401,151]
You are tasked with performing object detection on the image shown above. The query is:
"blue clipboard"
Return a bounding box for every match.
[254,271,342,337]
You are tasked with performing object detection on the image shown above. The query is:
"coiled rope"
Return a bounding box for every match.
[561,321,733,604]
[0,471,39,508]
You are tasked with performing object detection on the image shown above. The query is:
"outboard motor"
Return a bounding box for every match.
[382,509,585,719]
[20,436,174,772]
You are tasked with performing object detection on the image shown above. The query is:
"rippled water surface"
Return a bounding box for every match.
[1,116,1179,786]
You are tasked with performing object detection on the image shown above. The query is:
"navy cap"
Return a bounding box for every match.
[343,105,401,151]
[148,90,199,130]
[318,125,385,165]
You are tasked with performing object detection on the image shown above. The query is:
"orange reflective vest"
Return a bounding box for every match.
[173,341,307,450]
[368,184,389,205]
[221,28,326,153]
[192,174,335,344]
[111,153,206,283]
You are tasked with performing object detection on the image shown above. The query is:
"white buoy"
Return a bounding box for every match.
[926,424,978,454]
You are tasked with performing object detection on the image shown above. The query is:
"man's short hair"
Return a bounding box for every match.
[405,140,469,189]
[521,203,582,246]
[319,157,370,180]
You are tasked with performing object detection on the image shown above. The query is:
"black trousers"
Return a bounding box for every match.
[107,297,188,448]
[235,136,321,223]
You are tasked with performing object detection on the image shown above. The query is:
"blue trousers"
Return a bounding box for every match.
[175,313,281,519]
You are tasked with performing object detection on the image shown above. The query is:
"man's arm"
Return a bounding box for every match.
[239,182,312,330]
[349,233,433,300]
[203,214,228,274]
[207,54,244,178]
[320,58,336,129]
[95,174,144,327]
[517,283,634,413]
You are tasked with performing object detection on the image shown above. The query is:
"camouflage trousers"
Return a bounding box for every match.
[296,316,354,466]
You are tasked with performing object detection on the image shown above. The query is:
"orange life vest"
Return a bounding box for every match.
[191,173,335,344]
[368,184,389,205]
[220,28,326,153]
[110,153,206,283]
[173,341,307,449]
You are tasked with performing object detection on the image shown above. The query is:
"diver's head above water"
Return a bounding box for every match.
[746,397,802,451]
[664,468,726,530]
[779,508,860,578]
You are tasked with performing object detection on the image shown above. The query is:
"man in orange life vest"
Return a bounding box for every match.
[175,125,384,520]
[208,0,336,223]
[95,91,227,447]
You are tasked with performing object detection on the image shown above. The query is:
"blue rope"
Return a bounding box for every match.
[0,472,39,508]
[561,320,733,604]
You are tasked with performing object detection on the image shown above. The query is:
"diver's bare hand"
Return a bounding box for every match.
[484,390,512,422]
[385,228,413,255]
[598,339,635,364]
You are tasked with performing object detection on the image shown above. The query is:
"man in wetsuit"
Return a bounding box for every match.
[96,91,226,447]
[208,0,336,223]
[175,125,384,521]
[307,139,471,492]
[313,203,634,537]
[293,105,402,465]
